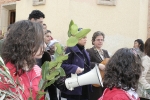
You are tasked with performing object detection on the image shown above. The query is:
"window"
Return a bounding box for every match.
[33,0,46,6]
[97,0,116,6]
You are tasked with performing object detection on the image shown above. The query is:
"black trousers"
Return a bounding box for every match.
[61,85,89,100]
[47,84,58,100]
[61,93,88,100]
[140,98,149,100]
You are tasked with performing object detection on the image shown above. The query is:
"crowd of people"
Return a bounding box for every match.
[0,9,150,100]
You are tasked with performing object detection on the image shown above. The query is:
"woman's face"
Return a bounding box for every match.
[44,32,52,44]
[93,35,104,49]
[134,41,140,49]
[78,36,87,46]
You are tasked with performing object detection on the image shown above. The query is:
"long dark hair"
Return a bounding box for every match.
[134,39,144,52]
[2,20,44,75]
[103,48,142,91]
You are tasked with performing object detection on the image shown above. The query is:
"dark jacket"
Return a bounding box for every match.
[86,47,110,68]
[61,45,91,95]
[86,47,110,100]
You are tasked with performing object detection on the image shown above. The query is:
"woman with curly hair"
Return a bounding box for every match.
[0,20,45,100]
[98,48,141,100]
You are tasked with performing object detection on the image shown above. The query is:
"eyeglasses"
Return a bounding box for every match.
[95,39,104,41]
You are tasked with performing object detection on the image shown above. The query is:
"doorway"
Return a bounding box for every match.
[9,10,16,24]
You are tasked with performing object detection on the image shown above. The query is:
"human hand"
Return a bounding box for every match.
[99,64,105,70]
[75,67,84,74]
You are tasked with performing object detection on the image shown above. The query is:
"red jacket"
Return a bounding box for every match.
[98,88,140,100]
[0,62,43,100]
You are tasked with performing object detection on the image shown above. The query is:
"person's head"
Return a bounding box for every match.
[134,39,144,52]
[43,23,47,30]
[44,30,52,44]
[92,31,105,49]
[103,48,141,91]
[2,20,44,74]
[43,23,47,33]
[78,36,87,46]
[28,10,45,24]
[144,38,150,57]
[77,28,87,46]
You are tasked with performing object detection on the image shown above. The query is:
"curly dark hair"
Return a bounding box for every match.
[28,10,45,20]
[2,20,44,75]
[134,39,144,52]
[103,48,142,91]
[92,31,105,45]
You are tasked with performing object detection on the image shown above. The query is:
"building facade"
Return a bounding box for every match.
[0,0,17,33]
[0,0,149,53]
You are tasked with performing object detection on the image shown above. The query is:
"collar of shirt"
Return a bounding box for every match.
[96,48,104,60]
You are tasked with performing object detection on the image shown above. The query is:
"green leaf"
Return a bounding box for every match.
[44,79,56,88]
[68,20,74,37]
[0,68,14,85]
[67,36,78,47]
[37,94,44,100]
[45,97,48,100]
[54,52,59,60]
[38,91,46,95]
[38,79,44,90]
[75,29,91,39]
[41,61,49,80]
[56,55,68,63]
[46,70,59,80]
[44,79,56,89]
[70,24,78,36]
[28,97,33,100]
[55,63,62,69]
[57,67,66,76]
[55,43,63,55]
[49,61,58,69]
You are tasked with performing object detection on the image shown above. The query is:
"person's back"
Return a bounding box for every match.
[99,48,141,100]
[0,20,45,100]
[99,88,139,100]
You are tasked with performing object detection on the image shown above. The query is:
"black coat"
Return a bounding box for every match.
[86,47,110,100]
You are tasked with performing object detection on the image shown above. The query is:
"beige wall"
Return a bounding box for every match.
[16,0,148,54]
